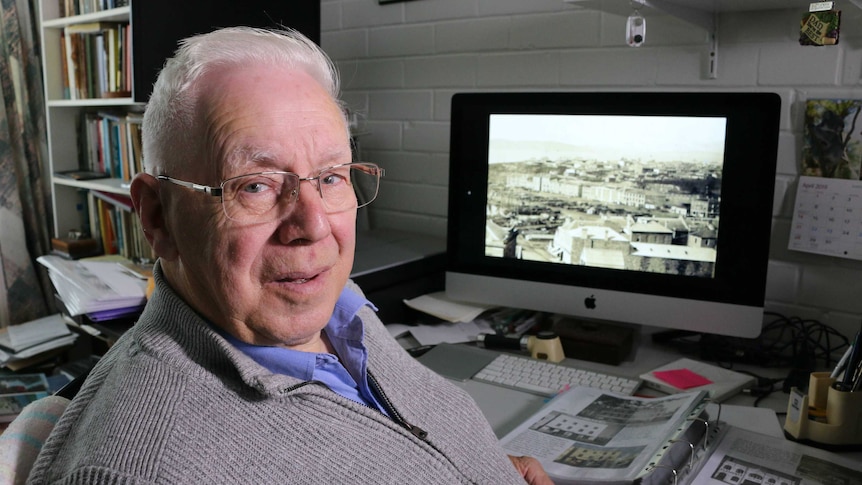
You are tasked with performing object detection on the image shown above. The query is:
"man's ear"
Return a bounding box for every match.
[130,173,179,260]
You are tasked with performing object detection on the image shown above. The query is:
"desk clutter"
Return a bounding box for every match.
[36,254,150,318]
[0,315,77,371]
[400,293,635,365]
[496,385,862,485]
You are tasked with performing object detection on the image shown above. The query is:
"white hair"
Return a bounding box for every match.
[142,27,344,176]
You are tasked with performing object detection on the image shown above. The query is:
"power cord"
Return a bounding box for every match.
[690,312,850,370]
[653,311,851,404]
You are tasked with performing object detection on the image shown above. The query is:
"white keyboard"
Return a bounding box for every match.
[472,353,641,397]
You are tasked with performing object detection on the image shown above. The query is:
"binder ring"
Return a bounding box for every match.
[669,439,696,470]
[687,417,710,450]
[645,463,678,485]
[704,399,722,426]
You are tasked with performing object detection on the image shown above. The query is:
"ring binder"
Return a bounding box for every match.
[500,388,860,484]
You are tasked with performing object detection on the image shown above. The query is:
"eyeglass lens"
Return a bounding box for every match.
[220,163,380,222]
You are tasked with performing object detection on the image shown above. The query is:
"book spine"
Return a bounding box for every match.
[63,29,77,100]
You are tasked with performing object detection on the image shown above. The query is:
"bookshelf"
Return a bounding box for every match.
[38,0,321,260]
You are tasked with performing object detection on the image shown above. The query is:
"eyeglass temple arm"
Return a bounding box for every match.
[156,175,223,197]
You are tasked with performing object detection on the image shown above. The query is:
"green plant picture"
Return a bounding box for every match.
[802,99,862,180]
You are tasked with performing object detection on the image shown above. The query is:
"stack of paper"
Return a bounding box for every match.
[0,314,77,368]
[37,255,147,317]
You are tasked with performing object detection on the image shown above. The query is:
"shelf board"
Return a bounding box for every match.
[565,0,859,15]
[47,98,141,108]
[650,0,858,11]
[53,176,131,195]
[564,0,858,79]
[41,6,130,28]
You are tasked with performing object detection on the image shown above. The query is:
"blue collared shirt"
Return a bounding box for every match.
[217,288,387,414]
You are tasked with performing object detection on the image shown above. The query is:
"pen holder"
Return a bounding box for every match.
[783,372,862,446]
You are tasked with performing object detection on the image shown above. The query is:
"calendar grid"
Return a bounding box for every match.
[789,175,862,261]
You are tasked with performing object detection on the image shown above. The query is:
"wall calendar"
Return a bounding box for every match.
[789,175,862,261]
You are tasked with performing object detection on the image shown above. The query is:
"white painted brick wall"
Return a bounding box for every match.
[321,0,862,339]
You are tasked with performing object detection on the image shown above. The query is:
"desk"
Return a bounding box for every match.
[407,327,862,460]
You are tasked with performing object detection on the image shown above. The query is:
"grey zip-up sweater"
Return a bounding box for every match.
[28,265,525,484]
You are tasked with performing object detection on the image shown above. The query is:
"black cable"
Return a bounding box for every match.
[663,313,849,386]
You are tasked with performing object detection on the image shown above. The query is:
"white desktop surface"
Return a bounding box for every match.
[407,326,862,460]
[428,340,787,439]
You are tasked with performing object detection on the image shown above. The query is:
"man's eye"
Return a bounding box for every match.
[242,182,270,194]
[234,176,282,195]
[320,172,348,187]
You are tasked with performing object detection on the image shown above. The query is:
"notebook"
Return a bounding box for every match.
[639,357,756,402]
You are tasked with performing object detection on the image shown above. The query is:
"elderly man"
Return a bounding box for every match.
[28,27,550,484]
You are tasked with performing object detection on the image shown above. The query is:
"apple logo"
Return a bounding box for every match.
[584,294,596,309]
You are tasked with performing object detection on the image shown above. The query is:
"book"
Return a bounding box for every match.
[0,315,73,355]
[0,373,51,423]
[54,169,109,180]
[498,386,862,484]
[91,190,133,212]
[51,237,100,259]
[0,316,78,370]
[639,357,756,403]
[0,373,50,394]
[0,392,50,423]
[61,22,127,100]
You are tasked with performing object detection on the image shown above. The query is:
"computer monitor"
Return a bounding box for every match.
[446,92,780,339]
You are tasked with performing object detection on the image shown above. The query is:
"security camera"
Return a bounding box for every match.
[626,14,646,47]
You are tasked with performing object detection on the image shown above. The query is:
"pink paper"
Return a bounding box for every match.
[653,368,713,390]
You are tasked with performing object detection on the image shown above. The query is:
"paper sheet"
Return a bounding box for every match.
[403,291,494,323]
[406,320,492,346]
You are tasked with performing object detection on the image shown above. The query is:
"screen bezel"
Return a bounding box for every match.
[447,92,780,311]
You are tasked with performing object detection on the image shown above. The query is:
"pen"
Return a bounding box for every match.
[853,362,862,392]
[830,344,854,379]
[840,329,862,391]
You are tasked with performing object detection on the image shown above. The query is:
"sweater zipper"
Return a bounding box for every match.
[368,372,429,441]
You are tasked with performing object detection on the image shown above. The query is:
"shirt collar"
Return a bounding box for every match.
[214,287,374,380]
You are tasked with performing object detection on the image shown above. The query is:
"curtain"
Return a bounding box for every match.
[0,0,54,327]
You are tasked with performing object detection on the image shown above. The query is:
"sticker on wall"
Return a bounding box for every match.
[799,3,841,46]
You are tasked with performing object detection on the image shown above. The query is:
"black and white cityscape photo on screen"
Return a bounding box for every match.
[485,114,727,279]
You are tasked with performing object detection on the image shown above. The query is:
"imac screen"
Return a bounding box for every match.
[446,92,781,338]
[486,113,725,278]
